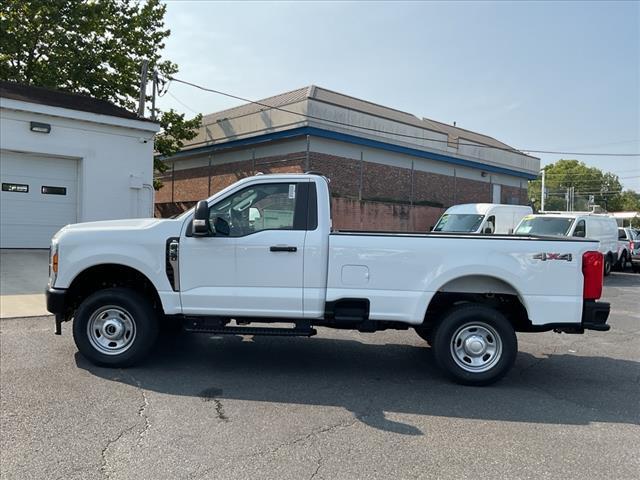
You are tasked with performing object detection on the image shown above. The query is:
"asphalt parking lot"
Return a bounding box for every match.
[1,273,639,480]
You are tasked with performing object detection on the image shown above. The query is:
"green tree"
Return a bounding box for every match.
[0,0,201,189]
[528,159,626,212]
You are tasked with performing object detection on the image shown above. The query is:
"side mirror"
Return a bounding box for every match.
[574,230,585,238]
[192,200,211,236]
[483,227,493,234]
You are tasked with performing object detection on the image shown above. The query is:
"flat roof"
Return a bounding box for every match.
[0,81,157,123]
[199,84,527,154]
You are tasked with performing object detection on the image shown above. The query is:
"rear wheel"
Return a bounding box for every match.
[616,251,627,271]
[73,288,158,367]
[432,304,517,386]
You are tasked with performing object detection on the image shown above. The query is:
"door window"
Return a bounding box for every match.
[573,220,586,237]
[208,183,302,237]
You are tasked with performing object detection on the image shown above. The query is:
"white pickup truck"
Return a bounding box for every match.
[46,173,610,385]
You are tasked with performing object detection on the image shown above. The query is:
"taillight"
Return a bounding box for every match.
[582,251,603,300]
[631,241,635,251]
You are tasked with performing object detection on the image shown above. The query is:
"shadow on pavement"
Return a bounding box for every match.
[77,332,640,435]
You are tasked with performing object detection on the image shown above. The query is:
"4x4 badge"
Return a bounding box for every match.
[533,253,573,261]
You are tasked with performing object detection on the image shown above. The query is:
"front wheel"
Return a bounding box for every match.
[432,304,517,386]
[73,288,158,367]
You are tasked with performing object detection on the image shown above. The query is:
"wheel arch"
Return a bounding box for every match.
[423,274,531,332]
[64,263,164,318]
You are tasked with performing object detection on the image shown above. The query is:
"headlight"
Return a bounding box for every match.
[49,239,59,287]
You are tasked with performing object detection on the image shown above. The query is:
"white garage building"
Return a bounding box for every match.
[0,81,159,248]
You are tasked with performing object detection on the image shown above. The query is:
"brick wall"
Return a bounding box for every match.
[155,149,526,230]
[156,152,306,203]
[330,197,444,232]
[501,185,527,205]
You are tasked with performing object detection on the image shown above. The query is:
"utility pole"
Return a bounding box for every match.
[540,169,546,212]
[137,59,149,118]
[151,69,158,121]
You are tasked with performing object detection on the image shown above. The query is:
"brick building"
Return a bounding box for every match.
[156,86,539,231]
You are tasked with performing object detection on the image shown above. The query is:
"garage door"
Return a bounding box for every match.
[0,151,78,248]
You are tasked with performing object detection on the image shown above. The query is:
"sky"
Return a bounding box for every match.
[156,1,640,190]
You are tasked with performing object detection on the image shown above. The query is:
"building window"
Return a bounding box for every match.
[41,186,67,195]
[2,183,29,193]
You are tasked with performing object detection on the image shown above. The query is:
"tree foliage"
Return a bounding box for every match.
[0,0,202,189]
[528,159,639,213]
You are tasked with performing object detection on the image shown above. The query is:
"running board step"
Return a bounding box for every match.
[184,325,317,337]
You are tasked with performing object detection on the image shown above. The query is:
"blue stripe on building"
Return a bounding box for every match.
[163,126,537,180]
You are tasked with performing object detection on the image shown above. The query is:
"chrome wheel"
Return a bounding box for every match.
[87,306,136,355]
[450,322,502,373]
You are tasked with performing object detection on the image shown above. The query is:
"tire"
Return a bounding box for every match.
[432,304,517,386]
[414,326,433,346]
[616,251,627,271]
[73,288,159,367]
[604,254,612,276]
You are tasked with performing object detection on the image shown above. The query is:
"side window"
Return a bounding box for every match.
[618,229,627,240]
[573,220,586,237]
[208,183,301,237]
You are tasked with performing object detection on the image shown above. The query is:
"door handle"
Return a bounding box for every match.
[270,245,297,252]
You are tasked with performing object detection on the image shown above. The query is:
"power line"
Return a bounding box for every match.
[539,177,639,181]
[166,90,200,115]
[537,176,640,181]
[165,75,640,158]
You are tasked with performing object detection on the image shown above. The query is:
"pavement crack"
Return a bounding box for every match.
[309,450,324,480]
[100,424,138,479]
[136,384,152,446]
[100,371,153,478]
[251,415,362,460]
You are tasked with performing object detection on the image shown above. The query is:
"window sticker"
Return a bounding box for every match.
[288,184,296,199]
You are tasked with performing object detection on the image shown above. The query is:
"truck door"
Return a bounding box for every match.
[179,180,309,318]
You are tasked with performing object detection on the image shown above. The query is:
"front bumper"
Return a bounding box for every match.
[46,288,68,335]
[581,300,610,331]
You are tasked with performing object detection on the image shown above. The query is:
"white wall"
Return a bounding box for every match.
[0,99,159,221]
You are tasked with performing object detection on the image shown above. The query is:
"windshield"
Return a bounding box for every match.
[514,216,575,236]
[434,214,485,233]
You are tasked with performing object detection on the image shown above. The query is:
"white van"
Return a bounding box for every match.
[433,203,533,235]
[514,213,619,275]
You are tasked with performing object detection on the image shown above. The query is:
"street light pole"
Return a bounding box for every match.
[540,169,546,212]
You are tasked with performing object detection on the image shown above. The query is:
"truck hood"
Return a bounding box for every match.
[55,218,162,236]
